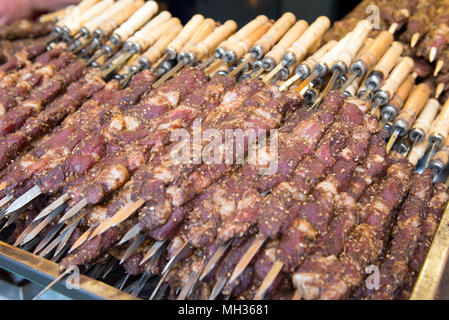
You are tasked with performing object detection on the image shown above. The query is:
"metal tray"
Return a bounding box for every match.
[0,241,139,300]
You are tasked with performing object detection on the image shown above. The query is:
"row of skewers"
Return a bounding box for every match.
[0,0,448,300]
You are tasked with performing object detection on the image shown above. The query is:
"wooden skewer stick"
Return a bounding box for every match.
[386,83,432,154]
[228,234,267,285]
[64,0,115,38]
[280,40,337,92]
[261,19,309,72]
[229,12,296,75]
[408,98,440,159]
[380,73,416,123]
[312,20,373,109]
[424,98,449,171]
[340,30,393,92]
[86,11,172,66]
[363,41,403,101]
[102,17,182,78]
[152,18,216,87]
[264,16,331,84]
[152,14,205,72]
[47,0,101,41]
[371,57,415,115]
[39,5,77,23]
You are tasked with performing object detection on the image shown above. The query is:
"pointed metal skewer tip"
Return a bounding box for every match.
[34,193,69,221]
[254,259,284,300]
[5,185,42,216]
[58,197,88,223]
[228,235,267,285]
[119,224,142,245]
[140,240,166,266]
[199,241,231,281]
[88,199,145,241]
[32,267,69,300]
[209,275,227,300]
[120,233,146,264]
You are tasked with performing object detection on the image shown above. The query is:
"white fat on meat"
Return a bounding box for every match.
[316,178,338,196]
[22,100,41,112]
[166,185,185,207]
[98,164,129,192]
[159,90,180,107]
[86,205,108,226]
[153,166,176,183]
[294,218,317,238]
[212,188,236,220]
[124,116,140,131]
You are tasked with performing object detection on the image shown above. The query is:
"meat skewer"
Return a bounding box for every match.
[2,0,449,300]
[221,96,374,299]
[31,20,234,223]
[28,65,232,256]
[0,20,54,41]
[293,155,413,300]
[70,16,332,260]
[291,133,387,299]
[400,0,435,48]
[12,73,162,248]
[253,121,377,300]
[157,105,316,299]
[62,52,318,296]
[171,92,342,297]
[401,180,449,299]
[0,60,86,140]
[0,51,75,117]
[365,169,434,299]
[0,16,192,213]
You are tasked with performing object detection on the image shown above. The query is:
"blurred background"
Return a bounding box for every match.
[160,0,360,25]
[0,0,361,26]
